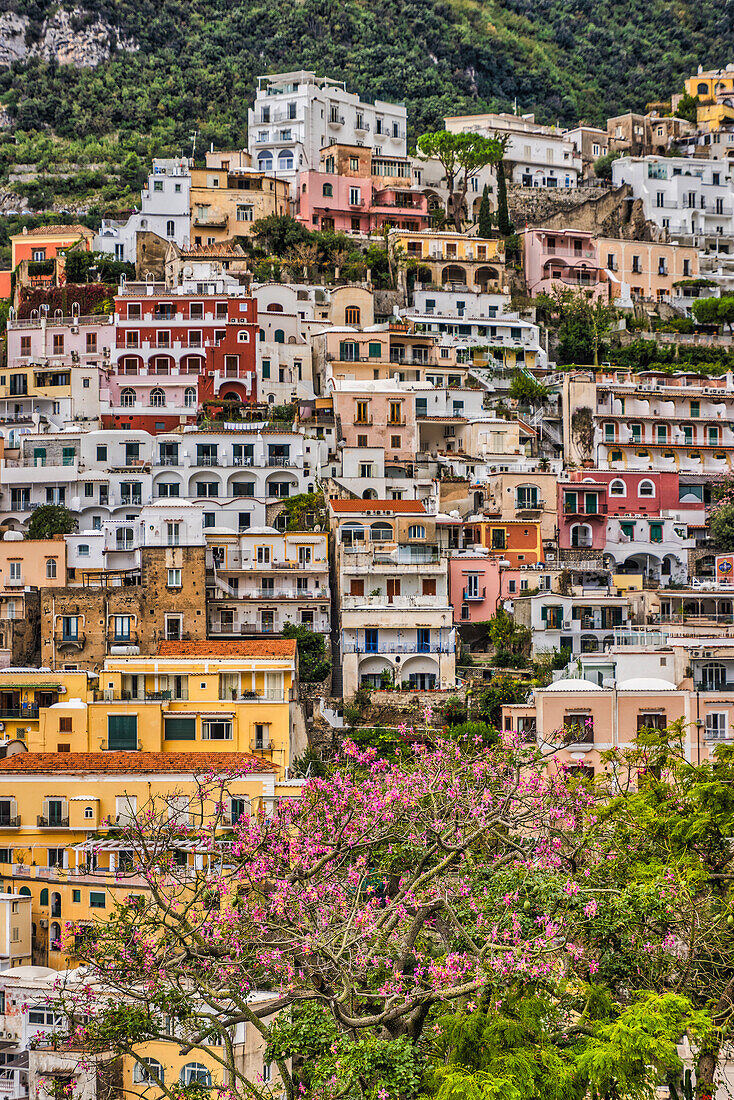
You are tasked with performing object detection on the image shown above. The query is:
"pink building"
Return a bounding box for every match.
[448,553,501,623]
[330,380,420,462]
[297,174,430,235]
[524,228,611,299]
[563,469,683,518]
[558,477,609,551]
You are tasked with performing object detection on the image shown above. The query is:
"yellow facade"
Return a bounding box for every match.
[0,668,94,746]
[33,645,296,775]
[685,70,734,102]
[189,167,290,244]
[695,102,734,131]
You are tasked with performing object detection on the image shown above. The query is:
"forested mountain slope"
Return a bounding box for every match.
[0,0,731,210]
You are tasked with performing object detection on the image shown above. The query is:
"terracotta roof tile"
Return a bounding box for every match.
[179,243,248,259]
[0,752,276,774]
[329,499,426,514]
[14,225,93,238]
[157,639,296,658]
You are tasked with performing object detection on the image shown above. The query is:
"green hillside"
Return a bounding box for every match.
[0,0,732,211]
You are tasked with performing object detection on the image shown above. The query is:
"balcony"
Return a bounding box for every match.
[37,815,69,828]
[0,704,39,719]
[462,587,486,600]
[0,817,20,828]
[193,215,228,228]
[196,455,220,467]
[343,640,454,655]
[265,456,295,467]
[55,632,85,649]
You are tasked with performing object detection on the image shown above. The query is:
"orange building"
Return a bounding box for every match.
[463,519,544,566]
[10,225,95,286]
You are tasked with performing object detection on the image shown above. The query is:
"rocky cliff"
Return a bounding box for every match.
[0,7,137,68]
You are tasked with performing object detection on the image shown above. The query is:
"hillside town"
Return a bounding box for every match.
[0,63,732,1100]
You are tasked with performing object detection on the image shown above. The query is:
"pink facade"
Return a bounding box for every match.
[557,478,608,551]
[448,554,501,623]
[523,228,611,300]
[297,171,430,235]
[331,390,419,461]
[7,314,113,366]
[563,469,684,517]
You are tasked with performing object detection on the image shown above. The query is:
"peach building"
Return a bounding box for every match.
[598,237,698,303]
[329,378,421,461]
[10,225,95,286]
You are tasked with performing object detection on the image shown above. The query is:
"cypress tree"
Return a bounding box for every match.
[497,162,513,236]
[478,184,492,237]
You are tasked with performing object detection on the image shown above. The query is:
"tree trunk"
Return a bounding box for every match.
[695,1042,718,1100]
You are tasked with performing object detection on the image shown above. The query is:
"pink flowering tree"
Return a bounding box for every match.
[52,739,712,1100]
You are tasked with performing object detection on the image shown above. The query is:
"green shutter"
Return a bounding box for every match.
[339,342,348,360]
[107,715,137,750]
[541,606,548,623]
[89,892,106,908]
[40,888,48,905]
[164,717,196,741]
[368,342,381,358]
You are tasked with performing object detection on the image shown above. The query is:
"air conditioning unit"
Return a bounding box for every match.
[71,326,79,335]
[40,919,48,929]
[58,686,66,694]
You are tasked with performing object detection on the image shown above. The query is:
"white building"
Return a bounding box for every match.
[611,155,734,237]
[247,72,407,189]
[95,159,191,262]
[444,112,581,189]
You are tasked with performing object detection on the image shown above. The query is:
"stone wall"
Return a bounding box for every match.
[509,183,660,241]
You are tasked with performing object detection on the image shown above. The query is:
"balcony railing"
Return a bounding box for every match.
[0,817,20,828]
[37,815,69,828]
[342,640,454,655]
[0,705,39,719]
[462,587,486,600]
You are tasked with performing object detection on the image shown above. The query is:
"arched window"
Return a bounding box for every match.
[184,387,197,408]
[408,525,426,539]
[51,892,61,917]
[274,329,285,344]
[609,479,626,496]
[571,523,592,548]
[179,1065,211,1087]
[698,82,709,95]
[237,330,250,342]
[46,558,56,579]
[19,886,31,897]
[222,391,240,403]
[40,888,48,906]
[166,220,175,238]
[268,303,283,313]
[150,388,166,407]
[700,662,726,690]
[345,306,361,325]
[120,388,136,407]
[278,150,294,171]
[258,329,265,342]
[267,393,275,404]
[370,523,393,541]
[84,806,94,819]
[50,921,61,946]
[638,479,655,497]
[258,153,273,172]
[134,1060,164,1085]
[322,183,333,197]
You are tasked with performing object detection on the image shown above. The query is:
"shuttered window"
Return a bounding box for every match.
[164,718,196,741]
[107,715,137,750]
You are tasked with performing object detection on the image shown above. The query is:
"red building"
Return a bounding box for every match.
[104,284,257,432]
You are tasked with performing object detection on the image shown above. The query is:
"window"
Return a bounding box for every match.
[516,485,539,509]
[167,568,182,588]
[706,713,728,740]
[203,720,233,741]
[417,628,431,653]
[408,525,425,539]
[108,715,137,750]
[89,891,106,909]
[609,479,625,496]
[236,205,253,222]
[638,479,655,497]
[491,529,506,550]
[389,400,402,425]
[150,387,166,407]
[322,183,333,197]
[390,435,401,449]
[355,400,369,424]
[345,306,361,325]
[637,712,667,732]
[133,1061,164,1085]
[166,220,175,237]
[121,387,136,407]
[61,616,78,640]
[365,628,378,653]
[350,157,359,171]
[164,717,196,741]
[180,1066,211,1087]
[113,615,131,641]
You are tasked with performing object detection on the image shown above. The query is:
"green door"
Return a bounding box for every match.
[108,715,137,750]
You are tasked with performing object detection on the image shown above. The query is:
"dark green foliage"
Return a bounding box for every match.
[675,93,700,123]
[496,161,513,236]
[445,719,498,746]
[251,215,312,257]
[593,150,621,179]
[0,0,726,207]
[25,504,77,539]
[478,184,492,237]
[509,370,548,405]
[709,504,734,552]
[281,623,331,683]
[64,250,135,284]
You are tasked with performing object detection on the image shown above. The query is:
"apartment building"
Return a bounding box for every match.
[524,228,611,300]
[563,368,734,474]
[514,590,640,657]
[96,159,191,263]
[607,112,692,157]
[461,516,544,566]
[109,282,257,430]
[598,236,699,303]
[611,155,734,237]
[331,500,455,695]
[0,666,94,749]
[206,529,330,637]
[478,471,559,542]
[388,229,506,291]
[446,550,502,624]
[564,125,608,176]
[297,143,429,234]
[248,71,407,188]
[10,225,95,288]
[39,545,208,670]
[189,151,290,244]
[3,310,111,436]
[445,112,581,188]
[329,379,421,462]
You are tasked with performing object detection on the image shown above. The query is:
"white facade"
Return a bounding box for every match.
[611,155,734,237]
[247,71,407,189]
[444,112,581,188]
[96,159,191,262]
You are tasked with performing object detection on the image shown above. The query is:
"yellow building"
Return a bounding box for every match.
[388,229,506,291]
[33,640,298,776]
[695,102,734,131]
[0,749,279,968]
[685,68,734,102]
[0,667,95,748]
[190,152,290,245]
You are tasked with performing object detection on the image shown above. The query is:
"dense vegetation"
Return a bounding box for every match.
[0,0,732,210]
